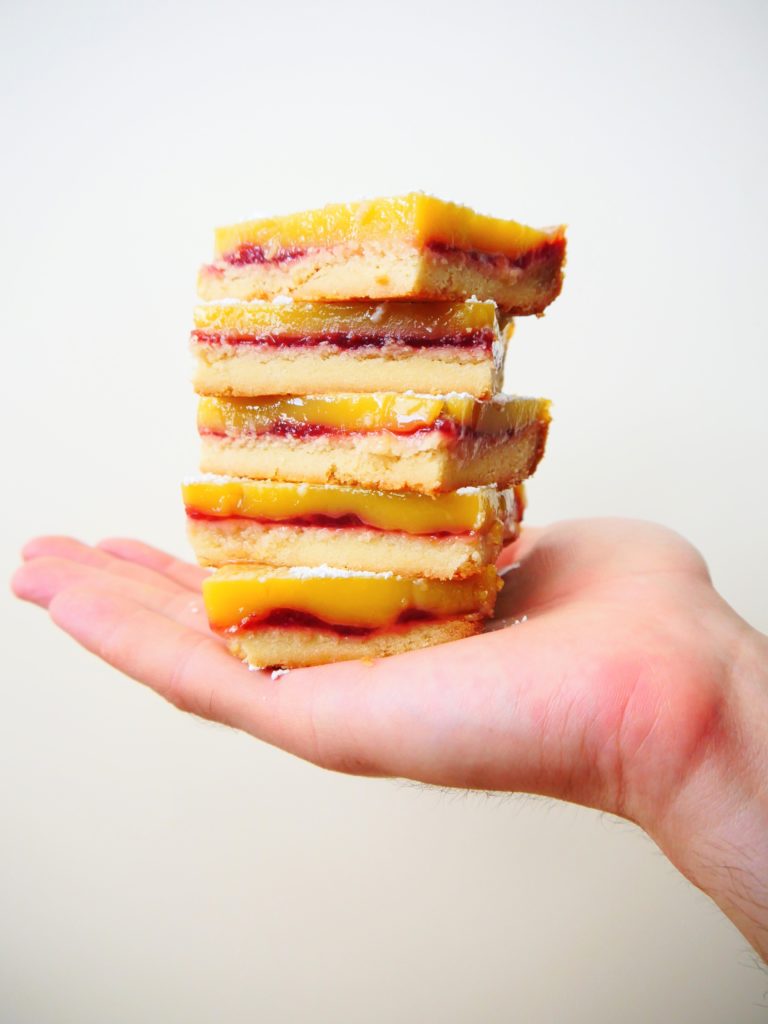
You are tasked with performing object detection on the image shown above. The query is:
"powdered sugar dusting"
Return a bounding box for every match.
[244,662,290,676]
[199,296,293,309]
[282,565,394,580]
[400,389,476,400]
[484,613,528,633]
[182,472,246,485]
[199,298,262,308]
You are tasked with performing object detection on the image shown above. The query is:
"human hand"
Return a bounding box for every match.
[12,520,768,957]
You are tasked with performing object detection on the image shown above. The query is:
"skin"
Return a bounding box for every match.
[11,518,768,959]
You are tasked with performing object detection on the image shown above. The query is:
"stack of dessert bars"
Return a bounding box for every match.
[182,194,565,669]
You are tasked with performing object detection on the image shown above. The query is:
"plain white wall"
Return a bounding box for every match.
[2,1,767,1021]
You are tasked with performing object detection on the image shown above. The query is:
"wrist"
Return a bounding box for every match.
[649,612,768,957]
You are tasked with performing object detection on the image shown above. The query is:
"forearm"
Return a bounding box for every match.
[650,621,768,959]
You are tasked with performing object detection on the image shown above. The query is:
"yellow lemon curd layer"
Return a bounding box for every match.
[193,298,501,340]
[182,477,521,535]
[197,393,551,437]
[203,564,501,631]
[213,193,565,260]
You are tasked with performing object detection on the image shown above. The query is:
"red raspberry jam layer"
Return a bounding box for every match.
[191,329,495,352]
[186,508,477,538]
[224,245,307,266]
[219,237,565,270]
[226,608,438,637]
[199,417,464,441]
[427,237,566,270]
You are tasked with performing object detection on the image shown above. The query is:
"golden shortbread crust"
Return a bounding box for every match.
[199,424,546,493]
[198,241,562,314]
[192,343,502,399]
[227,617,482,668]
[187,517,507,579]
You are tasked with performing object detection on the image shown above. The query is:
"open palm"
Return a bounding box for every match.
[13,518,745,836]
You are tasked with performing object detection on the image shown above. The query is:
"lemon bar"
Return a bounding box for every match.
[203,563,501,668]
[183,475,524,579]
[192,298,509,399]
[198,194,566,315]
[198,392,550,494]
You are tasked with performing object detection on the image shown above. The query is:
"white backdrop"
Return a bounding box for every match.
[2,1,767,1021]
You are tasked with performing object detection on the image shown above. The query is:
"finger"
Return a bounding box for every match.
[21,536,194,596]
[40,578,357,767]
[510,519,710,582]
[13,557,212,635]
[501,524,546,556]
[45,582,281,730]
[97,537,209,590]
[493,524,574,620]
[497,525,545,570]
